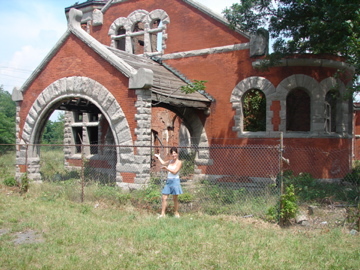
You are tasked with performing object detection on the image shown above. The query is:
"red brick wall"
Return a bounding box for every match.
[199,138,351,179]
[93,0,249,52]
[18,34,137,141]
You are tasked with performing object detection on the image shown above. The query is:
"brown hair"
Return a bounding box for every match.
[170,147,178,154]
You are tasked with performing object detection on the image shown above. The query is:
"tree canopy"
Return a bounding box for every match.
[42,113,65,144]
[0,86,16,151]
[223,0,360,92]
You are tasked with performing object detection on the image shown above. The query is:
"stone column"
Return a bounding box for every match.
[133,89,152,184]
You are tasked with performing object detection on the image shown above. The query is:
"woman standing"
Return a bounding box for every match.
[154,147,183,218]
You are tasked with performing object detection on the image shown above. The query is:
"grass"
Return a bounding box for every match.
[0,182,359,270]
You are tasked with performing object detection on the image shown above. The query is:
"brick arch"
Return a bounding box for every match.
[276,75,320,132]
[230,76,275,135]
[19,76,134,180]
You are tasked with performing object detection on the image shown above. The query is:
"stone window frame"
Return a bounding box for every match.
[230,76,275,136]
[231,75,349,138]
[108,9,170,55]
[277,75,318,134]
[277,75,349,136]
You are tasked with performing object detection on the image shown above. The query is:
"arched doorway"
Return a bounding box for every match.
[16,76,134,183]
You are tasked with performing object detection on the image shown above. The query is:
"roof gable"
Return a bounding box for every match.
[14,8,211,109]
[102,0,250,39]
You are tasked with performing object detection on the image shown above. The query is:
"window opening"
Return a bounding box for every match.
[150,19,163,52]
[88,113,99,122]
[243,89,266,132]
[132,21,145,54]
[115,27,126,51]
[286,88,310,131]
[87,126,99,154]
[325,90,339,133]
[74,111,83,123]
[73,127,83,153]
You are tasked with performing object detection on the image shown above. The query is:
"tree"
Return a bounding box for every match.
[223,0,360,92]
[0,86,16,152]
[42,112,65,144]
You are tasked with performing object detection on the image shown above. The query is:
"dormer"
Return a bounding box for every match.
[108,9,170,56]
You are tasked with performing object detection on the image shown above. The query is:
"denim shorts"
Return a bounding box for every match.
[162,178,183,195]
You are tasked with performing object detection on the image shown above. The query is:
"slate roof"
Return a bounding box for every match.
[107,47,212,109]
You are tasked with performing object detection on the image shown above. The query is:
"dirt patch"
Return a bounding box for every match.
[13,230,45,245]
[0,229,45,245]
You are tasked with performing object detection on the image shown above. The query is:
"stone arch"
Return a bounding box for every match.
[152,106,211,167]
[18,76,134,181]
[180,107,211,166]
[276,75,320,132]
[230,76,275,135]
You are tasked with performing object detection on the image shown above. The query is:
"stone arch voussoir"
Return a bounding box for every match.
[20,76,134,181]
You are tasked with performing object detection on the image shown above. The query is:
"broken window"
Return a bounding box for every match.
[109,9,169,55]
[88,113,99,122]
[87,126,98,154]
[132,21,145,54]
[242,89,266,132]
[73,126,83,153]
[74,111,83,123]
[115,27,126,51]
[286,88,310,131]
[325,89,339,133]
[150,19,163,52]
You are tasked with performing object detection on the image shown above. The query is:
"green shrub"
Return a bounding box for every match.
[3,177,17,187]
[178,192,194,203]
[343,165,360,186]
[117,193,132,205]
[280,184,298,223]
[266,184,298,224]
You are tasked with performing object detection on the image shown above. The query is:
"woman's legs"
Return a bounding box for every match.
[173,195,180,217]
[160,194,169,216]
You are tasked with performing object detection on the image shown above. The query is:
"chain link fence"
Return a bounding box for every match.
[1,142,359,221]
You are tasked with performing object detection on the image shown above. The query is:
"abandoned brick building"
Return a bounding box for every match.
[12,0,355,186]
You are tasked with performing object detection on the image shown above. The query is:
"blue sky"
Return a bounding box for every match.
[0,0,236,95]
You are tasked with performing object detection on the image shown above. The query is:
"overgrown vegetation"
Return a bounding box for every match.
[243,89,266,132]
[180,80,207,94]
[0,86,16,153]
[1,181,359,269]
[41,112,65,144]
[1,149,359,230]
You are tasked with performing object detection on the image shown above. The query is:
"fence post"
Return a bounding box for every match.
[24,144,28,175]
[81,144,85,203]
[279,132,284,226]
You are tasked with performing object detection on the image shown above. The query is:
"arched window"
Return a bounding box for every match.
[243,89,266,132]
[325,89,340,133]
[286,88,310,131]
[108,9,170,55]
[115,27,126,51]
